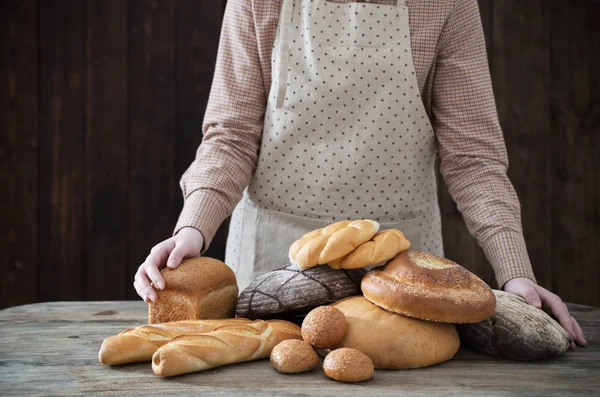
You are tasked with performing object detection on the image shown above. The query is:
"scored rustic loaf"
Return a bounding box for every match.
[458,290,573,360]
[152,319,302,377]
[328,228,411,270]
[288,220,380,268]
[235,264,365,324]
[361,250,496,323]
[98,318,251,365]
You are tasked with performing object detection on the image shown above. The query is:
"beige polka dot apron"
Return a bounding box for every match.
[226,0,443,291]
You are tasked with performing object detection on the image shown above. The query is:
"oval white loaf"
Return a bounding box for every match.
[330,296,460,369]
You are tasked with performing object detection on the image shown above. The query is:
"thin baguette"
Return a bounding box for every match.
[98,318,251,365]
[152,319,302,377]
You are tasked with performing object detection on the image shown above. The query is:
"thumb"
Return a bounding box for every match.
[166,246,185,269]
[522,289,543,309]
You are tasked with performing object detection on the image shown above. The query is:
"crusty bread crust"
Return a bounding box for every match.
[152,319,302,377]
[149,257,239,324]
[301,306,348,348]
[289,220,379,269]
[331,296,460,369]
[329,228,411,269]
[98,318,252,365]
[323,348,374,383]
[361,250,496,323]
[270,339,319,373]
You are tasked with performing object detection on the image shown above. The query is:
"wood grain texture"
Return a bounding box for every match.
[128,0,177,298]
[0,0,39,309]
[85,0,129,300]
[548,0,600,310]
[37,0,87,302]
[175,0,229,261]
[0,301,598,396]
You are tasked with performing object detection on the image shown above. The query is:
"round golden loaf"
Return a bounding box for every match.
[361,250,496,323]
[288,220,379,269]
[331,296,460,369]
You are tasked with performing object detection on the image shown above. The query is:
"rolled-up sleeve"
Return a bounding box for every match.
[175,0,266,253]
[431,0,536,287]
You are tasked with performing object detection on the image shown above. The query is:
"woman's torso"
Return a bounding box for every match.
[250,0,458,117]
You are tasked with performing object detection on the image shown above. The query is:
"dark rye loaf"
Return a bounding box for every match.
[458,290,572,360]
[236,265,365,324]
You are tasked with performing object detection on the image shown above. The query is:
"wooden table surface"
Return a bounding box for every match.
[0,301,598,397]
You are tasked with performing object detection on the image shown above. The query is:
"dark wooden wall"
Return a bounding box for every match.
[1,0,599,309]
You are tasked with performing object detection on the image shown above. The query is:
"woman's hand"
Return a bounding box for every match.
[133,227,204,303]
[503,277,587,348]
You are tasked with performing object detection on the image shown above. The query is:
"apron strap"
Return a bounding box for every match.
[275,0,295,109]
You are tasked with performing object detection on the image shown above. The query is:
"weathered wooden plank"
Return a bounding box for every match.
[85,0,129,300]
[549,0,600,307]
[437,1,496,288]
[489,0,552,288]
[175,0,229,261]
[128,0,177,298]
[0,301,598,397]
[0,0,39,310]
[37,0,87,302]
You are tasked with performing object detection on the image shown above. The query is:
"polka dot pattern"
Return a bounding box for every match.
[233,0,443,257]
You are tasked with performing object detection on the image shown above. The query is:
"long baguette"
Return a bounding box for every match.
[99,318,251,365]
[152,319,302,377]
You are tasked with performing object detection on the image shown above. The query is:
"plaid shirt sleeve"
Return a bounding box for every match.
[174,0,266,253]
[432,0,536,287]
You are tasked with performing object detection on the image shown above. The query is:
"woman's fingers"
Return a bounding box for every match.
[133,231,203,302]
[145,259,166,290]
[134,265,156,303]
[166,244,186,269]
[536,287,577,348]
[571,315,588,346]
[138,239,176,301]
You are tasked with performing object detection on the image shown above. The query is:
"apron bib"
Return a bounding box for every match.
[226,0,443,291]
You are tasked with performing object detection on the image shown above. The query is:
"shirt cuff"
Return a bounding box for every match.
[174,189,228,255]
[479,230,537,289]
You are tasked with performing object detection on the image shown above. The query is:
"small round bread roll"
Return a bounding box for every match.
[302,306,348,348]
[270,339,319,373]
[323,348,374,383]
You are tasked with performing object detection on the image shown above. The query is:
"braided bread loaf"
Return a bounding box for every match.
[152,319,302,377]
[329,229,411,269]
[288,220,380,269]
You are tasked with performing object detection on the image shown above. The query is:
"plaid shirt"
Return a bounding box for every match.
[175,0,536,288]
